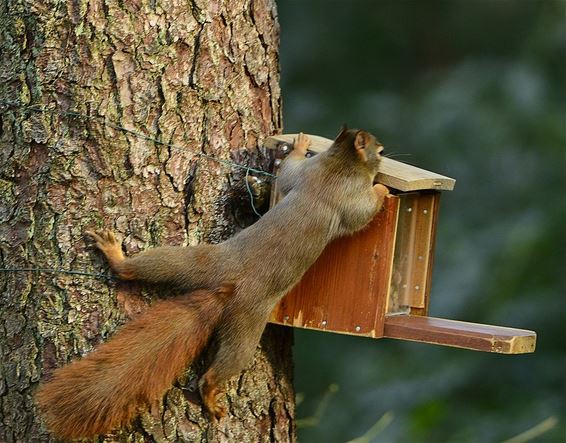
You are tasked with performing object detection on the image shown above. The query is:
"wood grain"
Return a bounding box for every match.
[270,195,400,338]
[384,315,537,354]
[265,134,456,192]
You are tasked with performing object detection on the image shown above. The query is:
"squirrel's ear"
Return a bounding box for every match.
[334,124,348,143]
[354,130,370,151]
[354,130,370,161]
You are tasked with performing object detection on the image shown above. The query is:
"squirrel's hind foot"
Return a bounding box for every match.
[203,388,227,421]
[200,371,227,421]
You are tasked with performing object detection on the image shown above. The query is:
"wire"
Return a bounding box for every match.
[0,267,110,279]
[0,100,277,278]
[245,168,263,218]
[0,101,276,179]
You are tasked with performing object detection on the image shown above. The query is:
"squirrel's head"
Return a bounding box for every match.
[332,125,384,176]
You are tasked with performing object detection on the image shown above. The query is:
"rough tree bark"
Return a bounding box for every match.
[0,0,295,441]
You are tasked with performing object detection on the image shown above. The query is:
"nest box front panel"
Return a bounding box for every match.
[270,195,400,338]
[387,191,440,316]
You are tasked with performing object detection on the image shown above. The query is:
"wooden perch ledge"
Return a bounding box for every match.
[384,315,537,354]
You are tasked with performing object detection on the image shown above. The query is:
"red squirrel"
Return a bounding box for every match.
[36,128,389,439]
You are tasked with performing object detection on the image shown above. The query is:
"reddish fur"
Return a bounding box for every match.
[38,129,387,437]
[36,285,232,440]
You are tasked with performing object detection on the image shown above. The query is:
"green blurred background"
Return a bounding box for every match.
[277,1,565,442]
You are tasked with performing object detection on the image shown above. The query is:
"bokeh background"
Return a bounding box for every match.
[277,1,565,442]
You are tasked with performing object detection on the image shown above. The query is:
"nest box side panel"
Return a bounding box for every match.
[270,195,400,338]
[387,192,440,315]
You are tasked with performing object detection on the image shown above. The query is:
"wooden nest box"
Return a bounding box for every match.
[265,134,536,355]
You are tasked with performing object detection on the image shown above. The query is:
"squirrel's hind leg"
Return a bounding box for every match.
[199,309,268,420]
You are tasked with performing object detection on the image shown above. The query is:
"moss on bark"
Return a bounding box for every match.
[0,0,294,441]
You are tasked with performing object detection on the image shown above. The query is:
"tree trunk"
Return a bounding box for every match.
[0,0,295,441]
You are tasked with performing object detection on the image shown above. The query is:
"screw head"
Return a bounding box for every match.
[355,326,361,332]
[321,320,327,327]
[185,380,198,392]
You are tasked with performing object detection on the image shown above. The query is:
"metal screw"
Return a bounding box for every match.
[185,380,198,392]
[321,320,327,327]
[418,255,423,261]
[407,207,413,212]
[423,209,428,214]
[415,285,420,291]
[284,315,289,321]
[355,326,361,332]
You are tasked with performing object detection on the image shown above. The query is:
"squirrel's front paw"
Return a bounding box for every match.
[373,183,390,198]
[85,229,121,252]
[293,132,311,156]
[85,229,131,278]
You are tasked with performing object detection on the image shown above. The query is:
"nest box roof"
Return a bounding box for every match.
[265,134,456,192]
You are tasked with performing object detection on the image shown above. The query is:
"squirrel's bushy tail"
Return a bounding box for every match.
[36,284,232,440]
